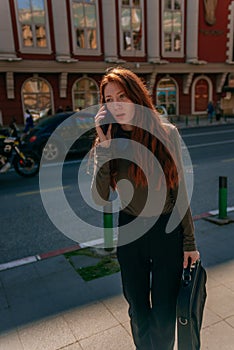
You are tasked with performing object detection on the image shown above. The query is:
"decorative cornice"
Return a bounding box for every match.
[59,72,67,98]
[216,73,228,93]
[183,73,194,94]
[0,55,22,62]
[6,72,14,99]
[0,60,232,75]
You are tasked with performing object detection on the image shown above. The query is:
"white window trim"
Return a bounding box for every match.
[70,0,101,56]
[72,76,99,109]
[161,0,184,58]
[14,0,52,54]
[191,76,213,115]
[118,0,145,57]
[21,77,54,115]
[156,76,179,115]
[227,1,234,63]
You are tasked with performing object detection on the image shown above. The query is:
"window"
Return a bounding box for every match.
[15,0,51,53]
[22,78,53,120]
[194,79,209,112]
[71,0,100,55]
[156,78,177,115]
[191,76,212,115]
[119,0,144,56]
[73,78,99,111]
[162,0,184,57]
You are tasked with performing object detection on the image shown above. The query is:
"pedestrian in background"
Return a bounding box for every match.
[215,100,223,121]
[91,67,199,349]
[23,109,34,133]
[207,101,215,123]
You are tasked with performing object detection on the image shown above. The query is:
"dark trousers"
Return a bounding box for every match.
[117,211,183,350]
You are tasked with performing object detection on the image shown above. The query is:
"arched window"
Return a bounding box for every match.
[194,79,209,112]
[72,77,99,110]
[156,77,177,115]
[22,78,53,120]
[191,76,212,114]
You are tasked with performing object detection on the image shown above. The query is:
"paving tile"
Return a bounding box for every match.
[202,306,222,328]
[101,295,129,323]
[0,263,39,288]
[207,260,234,285]
[0,330,23,350]
[206,284,234,318]
[79,325,135,350]
[57,342,82,350]
[87,272,122,300]
[18,314,76,350]
[63,302,119,341]
[121,321,132,336]
[0,308,20,333]
[35,255,74,276]
[0,286,8,310]
[201,320,234,350]
[225,316,234,328]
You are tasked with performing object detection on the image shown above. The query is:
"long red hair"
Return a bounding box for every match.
[98,67,179,190]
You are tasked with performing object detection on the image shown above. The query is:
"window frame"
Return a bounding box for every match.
[191,76,213,115]
[156,77,178,116]
[161,0,184,58]
[22,77,53,120]
[70,0,101,56]
[118,0,145,57]
[72,77,99,111]
[14,0,52,54]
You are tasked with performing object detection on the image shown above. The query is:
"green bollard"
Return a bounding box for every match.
[219,176,227,219]
[103,202,114,251]
[185,116,188,126]
[196,116,199,125]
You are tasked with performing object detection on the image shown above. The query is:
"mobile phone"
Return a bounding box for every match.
[100,104,113,135]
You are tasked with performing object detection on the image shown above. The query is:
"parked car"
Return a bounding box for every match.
[21,111,96,162]
[155,105,168,119]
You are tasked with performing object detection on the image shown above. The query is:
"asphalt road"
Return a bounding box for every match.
[0,124,233,264]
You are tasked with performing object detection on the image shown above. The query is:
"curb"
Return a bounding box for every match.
[0,208,233,272]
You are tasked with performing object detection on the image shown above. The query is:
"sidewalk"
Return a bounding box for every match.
[0,211,234,350]
[170,115,234,129]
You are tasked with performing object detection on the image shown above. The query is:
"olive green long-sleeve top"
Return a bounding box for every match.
[91,122,197,252]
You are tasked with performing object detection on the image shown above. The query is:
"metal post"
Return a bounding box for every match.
[196,116,199,125]
[219,176,227,219]
[185,116,188,126]
[103,201,114,251]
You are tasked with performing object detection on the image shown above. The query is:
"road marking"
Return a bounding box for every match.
[16,186,70,197]
[182,129,234,138]
[187,139,234,149]
[222,158,234,163]
[0,256,37,271]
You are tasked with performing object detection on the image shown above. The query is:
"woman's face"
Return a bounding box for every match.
[104,81,135,130]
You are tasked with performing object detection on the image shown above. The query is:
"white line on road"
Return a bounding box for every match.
[187,139,234,149]
[182,129,234,138]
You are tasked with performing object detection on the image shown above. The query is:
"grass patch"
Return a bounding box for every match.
[64,247,120,281]
[77,256,120,282]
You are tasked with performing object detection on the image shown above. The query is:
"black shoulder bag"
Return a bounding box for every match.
[176,258,207,350]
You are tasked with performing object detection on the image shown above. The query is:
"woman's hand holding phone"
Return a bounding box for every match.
[95,105,112,148]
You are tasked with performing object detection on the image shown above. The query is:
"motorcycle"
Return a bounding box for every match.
[0,124,40,177]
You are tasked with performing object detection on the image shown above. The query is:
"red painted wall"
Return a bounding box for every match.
[198,0,230,62]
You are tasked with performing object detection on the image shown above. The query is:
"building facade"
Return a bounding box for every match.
[0,0,234,126]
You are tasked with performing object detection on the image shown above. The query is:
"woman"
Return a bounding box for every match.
[91,67,199,349]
